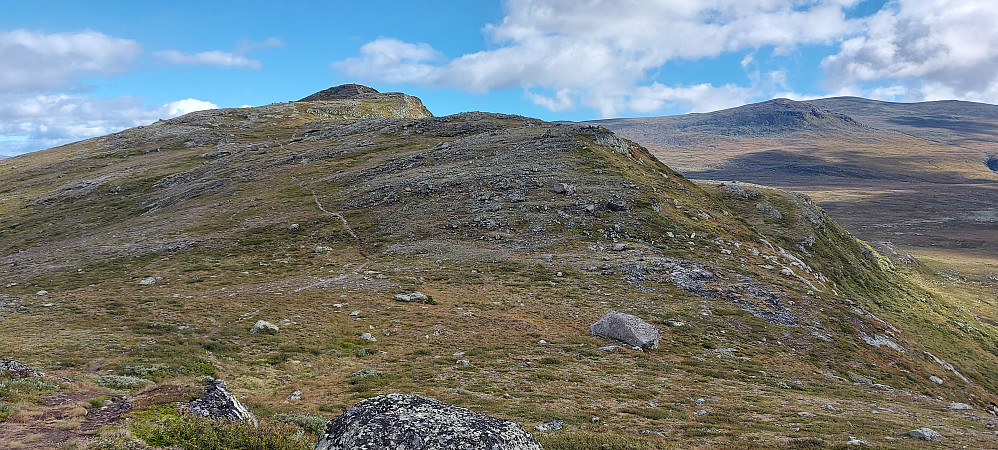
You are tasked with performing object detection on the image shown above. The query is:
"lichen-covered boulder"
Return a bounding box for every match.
[590,311,660,349]
[190,379,258,427]
[0,358,43,378]
[314,393,541,450]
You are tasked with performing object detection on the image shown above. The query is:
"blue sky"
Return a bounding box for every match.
[3,0,998,156]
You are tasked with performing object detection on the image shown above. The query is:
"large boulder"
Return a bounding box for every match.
[314,393,541,450]
[190,379,258,427]
[589,311,660,349]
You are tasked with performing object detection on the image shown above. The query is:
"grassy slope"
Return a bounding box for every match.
[0,99,996,448]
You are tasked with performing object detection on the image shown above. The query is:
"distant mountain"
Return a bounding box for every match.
[595,97,998,261]
[810,96,998,147]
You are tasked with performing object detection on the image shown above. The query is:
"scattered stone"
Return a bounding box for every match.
[383,327,399,336]
[0,358,43,377]
[359,333,376,342]
[907,427,942,441]
[780,268,794,277]
[190,379,258,427]
[948,402,973,410]
[538,339,547,345]
[288,223,300,231]
[314,393,542,450]
[138,276,162,286]
[349,310,360,317]
[798,412,816,418]
[394,292,431,303]
[589,311,660,349]
[821,404,840,412]
[790,380,804,388]
[597,345,619,352]
[35,290,48,296]
[929,375,944,385]
[590,417,600,424]
[694,398,706,406]
[287,390,302,401]
[314,245,333,253]
[551,183,575,195]
[606,196,628,212]
[611,242,627,252]
[456,359,470,366]
[250,320,279,334]
[845,437,874,446]
[694,409,708,416]
[534,420,564,432]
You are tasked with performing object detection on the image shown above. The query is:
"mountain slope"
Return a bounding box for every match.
[1,87,997,448]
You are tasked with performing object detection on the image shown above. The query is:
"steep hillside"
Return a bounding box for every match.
[1,87,996,448]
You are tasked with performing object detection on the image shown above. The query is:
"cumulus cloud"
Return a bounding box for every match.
[0,29,142,92]
[335,0,863,116]
[0,94,217,156]
[156,37,282,70]
[823,0,998,102]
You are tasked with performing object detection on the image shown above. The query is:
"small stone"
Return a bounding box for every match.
[929,375,944,385]
[551,183,575,195]
[190,379,257,426]
[314,245,333,253]
[456,359,470,366]
[845,437,874,446]
[349,310,360,316]
[288,223,300,231]
[598,345,618,352]
[694,409,708,416]
[287,390,302,401]
[798,412,817,417]
[590,417,600,424]
[821,404,840,412]
[35,290,48,296]
[359,333,376,342]
[694,398,706,406]
[611,243,627,252]
[538,339,548,345]
[534,420,564,432]
[250,320,279,334]
[948,402,972,410]
[138,276,162,285]
[606,196,628,212]
[781,268,795,277]
[907,427,942,440]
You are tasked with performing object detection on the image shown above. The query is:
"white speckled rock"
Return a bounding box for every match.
[250,320,279,334]
[314,393,541,450]
[190,379,257,427]
[589,311,660,349]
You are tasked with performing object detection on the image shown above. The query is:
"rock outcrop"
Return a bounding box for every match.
[589,312,660,349]
[314,393,541,450]
[299,84,380,101]
[0,358,43,378]
[189,379,258,426]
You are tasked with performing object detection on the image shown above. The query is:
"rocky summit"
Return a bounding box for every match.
[0,85,996,448]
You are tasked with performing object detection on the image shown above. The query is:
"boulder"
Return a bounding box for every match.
[551,183,575,195]
[190,379,258,427]
[0,358,43,378]
[589,311,660,349]
[907,427,942,441]
[138,276,162,286]
[947,402,972,410]
[250,320,279,334]
[314,393,541,450]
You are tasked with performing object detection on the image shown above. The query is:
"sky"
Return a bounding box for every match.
[2,0,998,156]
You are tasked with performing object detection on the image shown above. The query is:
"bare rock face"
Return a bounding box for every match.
[314,393,542,450]
[299,84,380,101]
[190,379,258,427]
[589,311,660,349]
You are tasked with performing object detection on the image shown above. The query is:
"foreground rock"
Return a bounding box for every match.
[907,427,942,441]
[314,393,541,450]
[190,379,258,426]
[589,311,660,349]
[0,358,43,377]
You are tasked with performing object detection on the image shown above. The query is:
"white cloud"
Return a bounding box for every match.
[156,37,282,70]
[823,0,998,103]
[0,94,217,156]
[0,29,142,92]
[335,0,863,116]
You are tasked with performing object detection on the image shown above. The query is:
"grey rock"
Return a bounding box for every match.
[606,196,628,212]
[597,345,619,352]
[589,311,660,349]
[349,368,384,379]
[694,409,708,416]
[845,437,874,446]
[300,84,380,101]
[694,398,706,406]
[287,390,302,401]
[250,320,279,334]
[315,393,541,450]
[288,223,300,231]
[394,291,430,303]
[350,310,361,317]
[314,245,333,253]
[611,242,627,252]
[929,375,944,385]
[190,379,258,426]
[138,276,162,285]
[798,412,816,417]
[360,332,377,342]
[948,402,972,410]
[907,427,942,440]
[0,358,43,378]
[456,359,470,366]
[35,290,49,296]
[551,183,575,195]
[534,420,564,432]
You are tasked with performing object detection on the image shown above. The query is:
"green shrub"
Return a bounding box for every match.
[273,412,329,436]
[139,416,311,450]
[96,375,152,390]
[0,402,15,421]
